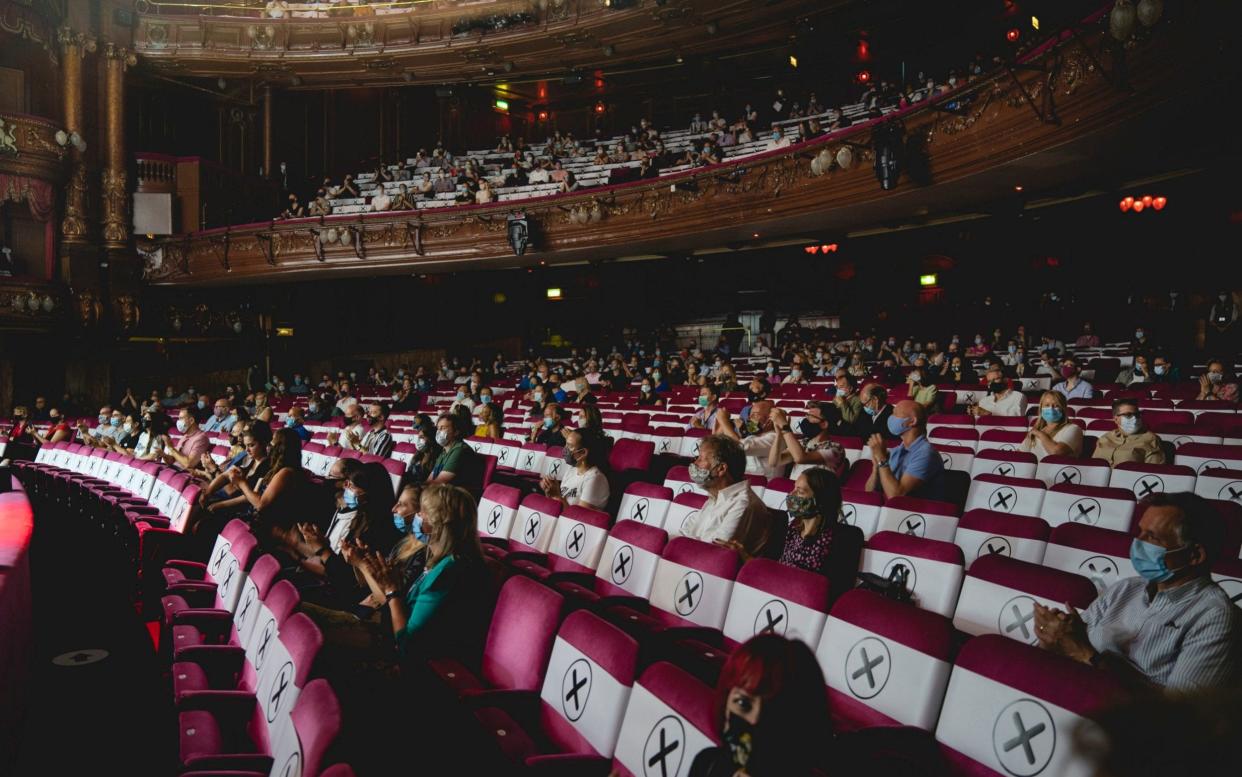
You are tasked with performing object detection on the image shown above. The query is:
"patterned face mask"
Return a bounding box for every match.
[785,494,817,519]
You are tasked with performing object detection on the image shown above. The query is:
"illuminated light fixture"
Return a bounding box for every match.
[538,110,548,121]
[789,54,798,68]
[1120,194,1166,213]
[1120,196,1134,211]
[494,99,509,111]
[804,245,820,254]
[595,102,606,114]
[920,273,938,287]
[1006,27,1020,42]
[1014,185,1024,192]
[856,70,871,84]
[275,327,294,337]
[492,292,507,304]
[1132,199,1146,212]
[821,243,839,253]
[752,232,760,238]
[1152,196,1167,210]
[1031,15,1040,30]
[1141,195,1153,208]
[546,287,562,300]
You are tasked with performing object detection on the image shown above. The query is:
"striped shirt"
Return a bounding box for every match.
[1082,575,1242,691]
[360,427,394,459]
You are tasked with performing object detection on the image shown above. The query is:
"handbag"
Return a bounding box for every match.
[857,561,913,604]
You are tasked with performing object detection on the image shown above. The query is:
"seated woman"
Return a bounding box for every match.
[473,403,503,440]
[777,469,863,600]
[195,420,252,503]
[689,634,832,777]
[340,483,428,619]
[540,428,610,511]
[474,179,494,205]
[767,405,847,478]
[559,170,580,193]
[1021,390,1083,460]
[29,408,72,448]
[361,483,494,660]
[102,413,143,455]
[406,414,442,483]
[196,422,272,527]
[636,376,663,406]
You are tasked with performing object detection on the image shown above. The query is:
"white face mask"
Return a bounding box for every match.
[435,430,449,446]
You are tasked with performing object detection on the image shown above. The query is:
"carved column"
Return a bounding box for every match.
[263,85,273,179]
[101,43,136,249]
[58,28,95,245]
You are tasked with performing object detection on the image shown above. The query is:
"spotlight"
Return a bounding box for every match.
[507,213,531,256]
[872,123,904,191]
[538,110,548,121]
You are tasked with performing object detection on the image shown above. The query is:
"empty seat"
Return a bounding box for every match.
[472,610,639,769]
[1176,442,1242,475]
[936,635,1123,777]
[1041,523,1133,593]
[556,519,669,605]
[859,532,965,618]
[952,555,1096,645]
[969,449,1039,480]
[759,477,793,511]
[606,537,741,637]
[818,589,954,732]
[610,662,718,777]
[714,557,832,649]
[964,473,1047,519]
[1196,467,1242,507]
[1038,483,1136,533]
[1211,558,1242,609]
[1036,455,1112,488]
[953,509,1051,570]
[616,482,675,529]
[477,483,523,541]
[428,575,563,699]
[1107,462,1198,499]
[839,488,885,539]
[491,493,564,558]
[508,505,613,581]
[876,496,961,542]
[933,444,976,475]
[929,426,979,452]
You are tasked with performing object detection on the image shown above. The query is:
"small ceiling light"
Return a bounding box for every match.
[1014,185,1024,192]
[789,55,799,68]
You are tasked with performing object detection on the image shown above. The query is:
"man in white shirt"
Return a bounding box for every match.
[972,365,1029,417]
[712,401,785,480]
[334,380,359,416]
[679,435,772,558]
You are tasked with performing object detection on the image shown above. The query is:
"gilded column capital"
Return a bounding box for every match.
[56,27,97,54]
[103,42,138,68]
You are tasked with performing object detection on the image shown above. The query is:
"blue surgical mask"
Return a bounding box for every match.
[766,366,775,375]
[343,487,359,509]
[1154,365,1166,376]
[698,396,709,407]
[533,392,543,403]
[285,416,296,428]
[1119,416,1140,435]
[110,417,121,426]
[308,403,319,413]
[863,404,877,417]
[456,391,465,401]
[412,514,429,543]
[392,513,408,533]
[1130,538,1184,583]
[1040,407,1063,423]
[886,414,909,436]
[542,417,554,429]
[481,395,492,404]
[176,419,188,434]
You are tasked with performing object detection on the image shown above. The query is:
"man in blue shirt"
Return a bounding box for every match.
[200,399,237,434]
[1052,357,1095,400]
[865,400,945,501]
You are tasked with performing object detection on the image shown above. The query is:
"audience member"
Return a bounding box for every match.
[541,428,610,510]
[681,435,772,557]
[1093,397,1166,466]
[1197,359,1238,402]
[971,364,1028,417]
[1052,357,1094,400]
[1021,390,1083,460]
[776,469,863,596]
[865,400,945,500]
[768,404,847,477]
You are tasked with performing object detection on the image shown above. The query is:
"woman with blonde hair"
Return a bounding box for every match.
[474,403,503,440]
[1020,390,1083,460]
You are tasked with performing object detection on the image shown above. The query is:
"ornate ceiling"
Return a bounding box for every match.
[132,0,844,87]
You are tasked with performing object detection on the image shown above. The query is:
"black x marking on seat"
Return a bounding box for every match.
[1005,604,1034,640]
[632,501,648,522]
[647,728,679,777]
[851,647,885,689]
[1073,503,1097,522]
[993,491,1014,510]
[760,608,784,634]
[903,518,922,535]
[996,465,1013,476]
[614,550,632,579]
[1225,485,1242,501]
[525,517,540,543]
[487,505,502,532]
[986,542,1007,555]
[679,579,700,608]
[568,526,585,554]
[1137,479,1159,497]
[1002,711,1047,766]
[523,453,535,468]
[1058,470,1078,484]
[267,664,292,722]
[564,668,588,712]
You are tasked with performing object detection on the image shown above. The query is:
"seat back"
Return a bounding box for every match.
[648,537,742,630]
[859,532,965,618]
[964,474,1047,519]
[477,483,522,540]
[721,558,831,648]
[1036,455,1112,488]
[933,444,976,475]
[269,679,342,777]
[1040,523,1133,593]
[876,496,961,542]
[230,554,281,650]
[1107,462,1198,499]
[610,438,655,474]
[936,635,1123,777]
[1194,467,1242,507]
[969,448,1039,480]
[1175,442,1242,475]
[253,615,326,769]
[546,505,612,575]
[246,580,301,672]
[663,492,708,541]
[611,662,718,777]
[953,509,1051,570]
[616,482,674,529]
[481,575,564,692]
[514,442,548,477]
[662,465,705,498]
[507,493,564,554]
[818,589,954,732]
[759,477,793,511]
[539,611,640,759]
[1039,483,1136,532]
[1211,558,1242,610]
[839,489,885,539]
[593,519,668,599]
[952,555,1097,645]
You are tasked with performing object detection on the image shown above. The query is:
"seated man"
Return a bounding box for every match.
[80,405,121,447]
[163,407,211,471]
[201,398,237,434]
[1093,397,1166,466]
[1052,357,1095,400]
[971,364,1028,417]
[1035,492,1242,691]
[427,413,481,495]
[864,400,945,500]
[859,383,897,441]
[680,435,773,558]
[713,400,784,480]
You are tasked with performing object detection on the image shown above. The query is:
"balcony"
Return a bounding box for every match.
[134,152,280,234]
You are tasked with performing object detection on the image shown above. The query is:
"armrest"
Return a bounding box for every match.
[171,607,233,632]
[181,755,274,775]
[166,559,209,578]
[174,645,245,681]
[543,571,595,588]
[525,753,611,777]
[479,537,510,549]
[602,598,649,616]
[164,584,219,610]
[176,689,257,715]
[461,688,539,715]
[135,517,172,530]
[503,551,549,567]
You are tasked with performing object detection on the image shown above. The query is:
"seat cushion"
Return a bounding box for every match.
[553,581,602,605]
[171,625,206,654]
[178,710,224,766]
[172,661,211,699]
[427,658,486,698]
[473,706,540,765]
[508,560,553,582]
[163,568,188,587]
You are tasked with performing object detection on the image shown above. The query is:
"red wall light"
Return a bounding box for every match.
[537,110,548,121]
[1132,200,1146,212]
[805,245,820,255]
[856,70,871,84]
[1152,196,1167,211]
[594,102,606,114]
[1006,28,1021,42]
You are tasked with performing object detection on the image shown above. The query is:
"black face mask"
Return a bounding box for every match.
[798,418,822,439]
[723,713,755,770]
[988,381,1006,394]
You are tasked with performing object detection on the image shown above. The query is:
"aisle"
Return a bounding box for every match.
[11,508,173,776]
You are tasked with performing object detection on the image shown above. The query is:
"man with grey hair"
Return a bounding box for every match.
[1035,492,1242,691]
[680,435,772,558]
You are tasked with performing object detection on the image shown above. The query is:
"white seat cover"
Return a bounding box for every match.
[721,581,828,649]
[877,505,959,543]
[612,682,714,777]
[953,526,1048,570]
[952,577,1066,646]
[540,636,633,758]
[859,548,964,619]
[965,479,1047,519]
[476,497,517,539]
[596,533,662,599]
[648,559,734,630]
[617,492,671,530]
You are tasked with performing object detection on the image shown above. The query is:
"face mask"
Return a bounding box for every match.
[392,513,408,533]
[886,414,909,437]
[412,514,429,543]
[863,404,876,417]
[1130,538,1185,583]
[308,403,319,413]
[197,400,206,410]
[974,337,983,345]
[723,713,755,770]
[176,419,188,434]
[1135,331,1144,339]
[698,396,709,407]
[641,384,652,393]
[766,366,775,375]
[1154,365,1166,376]
[1220,294,1229,302]
[456,391,465,401]
[908,372,921,384]
[342,488,359,510]
[1040,407,1063,423]
[49,415,60,422]
[989,381,1006,394]
[123,423,133,434]
[1060,366,1076,379]
[110,417,121,427]
[435,429,449,446]
[285,416,297,428]
[798,418,821,439]
[1008,346,1017,354]
[1119,416,1140,435]
[1208,372,1223,384]
[542,418,555,429]
[533,392,544,403]
[99,414,108,424]
[481,395,492,405]
[652,373,661,382]
[562,448,579,465]
[688,461,713,486]
[393,392,401,401]
[790,370,802,380]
